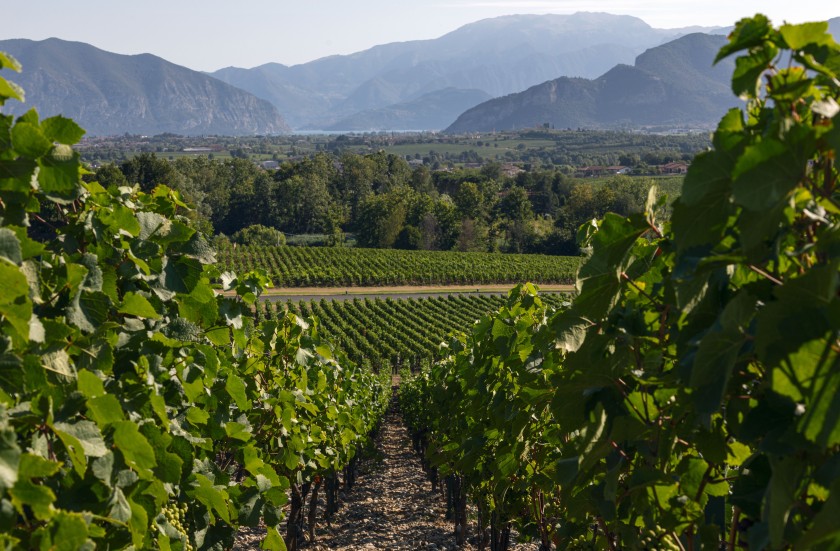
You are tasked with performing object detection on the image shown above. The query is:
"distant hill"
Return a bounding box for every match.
[211,12,723,129]
[0,38,290,136]
[444,33,739,133]
[324,88,492,131]
[830,17,840,38]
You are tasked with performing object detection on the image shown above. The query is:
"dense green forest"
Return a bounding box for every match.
[90,149,682,255]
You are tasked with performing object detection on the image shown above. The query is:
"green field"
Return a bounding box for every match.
[258,292,569,371]
[217,245,581,287]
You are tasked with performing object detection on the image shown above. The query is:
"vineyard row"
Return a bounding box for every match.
[218,244,580,287]
[255,293,569,371]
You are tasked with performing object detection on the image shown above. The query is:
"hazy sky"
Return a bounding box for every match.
[4,0,836,71]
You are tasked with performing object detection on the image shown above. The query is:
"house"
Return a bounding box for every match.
[661,161,689,174]
[500,164,524,178]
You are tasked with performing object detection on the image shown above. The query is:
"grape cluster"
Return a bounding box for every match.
[565,533,596,550]
[637,527,681,550]
[157,501,194,551]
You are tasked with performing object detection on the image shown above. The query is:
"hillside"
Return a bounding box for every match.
[211,12,722,129]
[0,38,290,136]
[445,33,737,132]
[324,87,492,131]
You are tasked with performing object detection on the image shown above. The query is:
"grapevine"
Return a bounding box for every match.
[217,244,580,288]
[0,54,389,550]
[402,17,840,551]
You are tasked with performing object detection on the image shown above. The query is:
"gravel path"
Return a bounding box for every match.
[310,403,454,550]
[235,398,538,550]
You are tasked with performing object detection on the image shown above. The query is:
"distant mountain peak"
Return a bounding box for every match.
[445,33,737,133]
[210,12,725,130]
[0,37,290,136]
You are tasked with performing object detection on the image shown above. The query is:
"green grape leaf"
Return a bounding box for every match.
[0,260,32,342]
[178,281,218,326]
[796,478,840,548]
[40,116,85,145]
[53,421,108,458]
[38,145,81,199]
[87,394,126,426]
[163,256,202,294]
[51,512,89,551]
[9,478,56,520]
[0,158,37,191]
[0,52,22,72]
[262,526,287,551]
[731,138,807,211]
[767,456,800,549]
[189,473,231,524]
[50,424,87,477]
[0,76,24,104]
[17,453,59,480]
[715,14,772,63]
[127,498,148,548]
[0,228,22,265]
[112,421,157,478]
[77,369,106,398]
[575,213,648,320]
[780,21,833,49]
[0,428,21,492]
[10,122,51,158]
[118,291,160,319]
[731,44,777,99]
[226,373,250,411]
[66,290,110,333]
[101,204,141,237]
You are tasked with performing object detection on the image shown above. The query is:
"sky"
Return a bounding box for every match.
[3,0,836,72]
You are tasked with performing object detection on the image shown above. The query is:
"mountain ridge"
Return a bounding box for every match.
[444,33,738,133]
[445,16,840,133]
[210,12,726,129]
[0,38,290,136]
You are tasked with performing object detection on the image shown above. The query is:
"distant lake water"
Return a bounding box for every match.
[290,129,438,135]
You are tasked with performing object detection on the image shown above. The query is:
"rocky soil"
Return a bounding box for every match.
[235,400,538,550]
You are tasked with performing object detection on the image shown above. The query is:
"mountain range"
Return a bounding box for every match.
[0,38,289,136]
[445,33,736,132]
[210,12,726,130]
[447,17,840,133]
[1,14,838,135]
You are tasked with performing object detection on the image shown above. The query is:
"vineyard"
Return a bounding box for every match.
[216,244,580,287]
[0,59,392,550]
[257,293,569,371]
[398,19,840,551]
[3,14,840,551]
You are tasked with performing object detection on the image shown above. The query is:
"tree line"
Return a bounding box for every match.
[91,151,677,255]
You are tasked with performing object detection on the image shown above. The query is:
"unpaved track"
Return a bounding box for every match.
[311,404,453,550]
[239,284,574,302]
[235,399,538,550]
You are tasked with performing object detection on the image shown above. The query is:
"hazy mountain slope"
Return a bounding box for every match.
[445,33,738,133]
[0,38,290,136]
[211,12,719,129]
[325,88,492,131]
